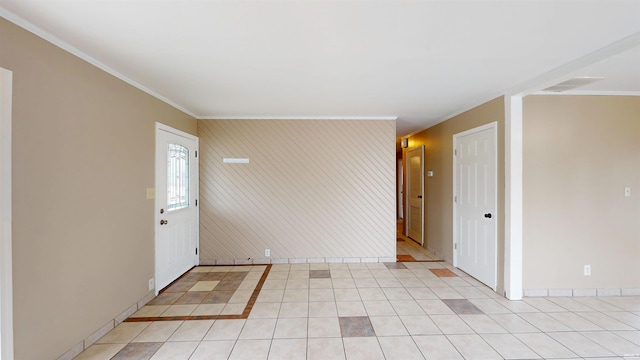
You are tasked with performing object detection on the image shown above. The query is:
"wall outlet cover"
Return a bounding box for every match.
[148,278,155,291]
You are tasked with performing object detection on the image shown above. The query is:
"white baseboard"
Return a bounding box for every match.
[524,288,640,298]
[56,291,155,360]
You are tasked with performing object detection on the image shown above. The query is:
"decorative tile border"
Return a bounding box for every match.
[124,264,272,322]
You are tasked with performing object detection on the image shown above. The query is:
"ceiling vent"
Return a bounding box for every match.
[542,77,605,92]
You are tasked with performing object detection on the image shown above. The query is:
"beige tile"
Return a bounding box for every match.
[249,302,282,319]
[229,290,253,303]
[221,303,246,315]
[332,278,356,289]
[400,315,441,335]
[417,300,455,315]
[358,288,387,301]
[133,321,183,342]
[190,341,235,360]
[459,315,508,334]
[518,312,572,332]
[168,320,214,341]
[369,316,408,336]
[268,338,307,360]
[548,332,615,357]
[203,319,246,340]
[330,270,352,278]
[334,288,361,302]
[582,330,640,356]
[283,289,309,302]
[354,277,380,288]
[96,322,151,344]
[73,344,126,360]
[488,314,539,333]
[131,305,169,318]
[406,287,438,300]
[273,318,308,339]
[263,279,287,290]
[363,300,396,316]
[447,334,502,360]
[309,288,335,301]
[308,301,338,318]
[336,301,367,316]
[480,334,540,359]
[378,335,424,359]
[257,289,285,303]
[308,317,341,338]
[289,270,310,279]
[237,279,260,290]
[161,305,197,317]
[413,335,463,359]
[307,337,345,360]
[286,278,309,289]
[515,333,577,359]
[239,318,277,339]
[229,339,271,360]
[191,303,225,316]
[382,287,412,300]
[309,278,333,289]
[279,302,309,318]
[390,299,426,316]
[430,315,475,334]
[149,341,199,360]
[189,281,220,292]
[343,337,385,360]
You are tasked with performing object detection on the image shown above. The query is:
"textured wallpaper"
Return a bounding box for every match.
[198,119,396,263]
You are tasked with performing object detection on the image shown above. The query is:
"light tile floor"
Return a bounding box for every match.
[75,257,640,359]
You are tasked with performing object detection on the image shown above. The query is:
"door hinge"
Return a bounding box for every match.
[195,248,198,255]
[195,150,198,158]
[454,195,457,203]
[195,199,198,206]
[455,243,458,250]
[454,149,457,156]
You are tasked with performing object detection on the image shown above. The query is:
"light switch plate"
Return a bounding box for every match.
[624,187,631,197]
[148,278,155,291]
[146,187,155,200]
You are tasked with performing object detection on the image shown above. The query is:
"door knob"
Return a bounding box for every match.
[417,195,422,199]
[160,219,168,225]
[160,208,165,214]
[484,213,492,219]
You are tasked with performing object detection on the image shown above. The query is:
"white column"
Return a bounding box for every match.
[504,95,523,300]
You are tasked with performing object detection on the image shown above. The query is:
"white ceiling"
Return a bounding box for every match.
[1,1,639,136]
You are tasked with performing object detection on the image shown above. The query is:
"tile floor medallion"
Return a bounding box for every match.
[126,265,271,321]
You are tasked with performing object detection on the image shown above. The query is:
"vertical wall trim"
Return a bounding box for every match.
[504,96,523,300]
[0,67,14,359]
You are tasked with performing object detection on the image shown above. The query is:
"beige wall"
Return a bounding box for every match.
[523,95,640,290]
[198,119,396,262]
[405,97,505,291]
[0,18,196,359]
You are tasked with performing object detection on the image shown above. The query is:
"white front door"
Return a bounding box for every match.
[155,124,199,294]
[406,146,424,245]
[454,122,497,290]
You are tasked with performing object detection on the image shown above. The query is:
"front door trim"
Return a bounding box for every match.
[155,122,199,295]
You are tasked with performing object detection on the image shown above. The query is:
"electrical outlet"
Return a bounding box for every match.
[584,265,591,276]
[625,187,631,197]
[148,278,155,291]
[265,249,270,257]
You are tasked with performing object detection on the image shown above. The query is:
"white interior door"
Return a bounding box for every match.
[454,122,497,290]
[155,124,199,294]
[397,160,404,219]
[406,146,424,245]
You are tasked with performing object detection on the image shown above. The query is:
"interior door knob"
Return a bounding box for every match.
[417,195,422,199]
[484,213,492,219]
[160,219,168,225]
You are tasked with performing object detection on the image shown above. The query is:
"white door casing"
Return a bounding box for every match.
[405,146,424,245]
[0,68,14,360]
[397,160,403,219]
[155,123,199,294]
[453,122,497,290]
